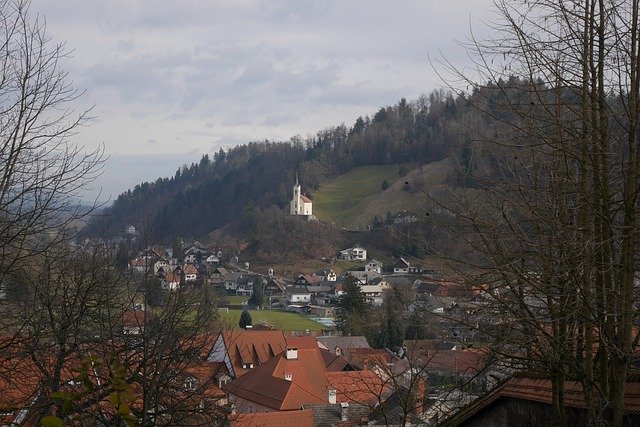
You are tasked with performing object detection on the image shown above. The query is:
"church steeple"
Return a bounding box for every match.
[290,173,312,217]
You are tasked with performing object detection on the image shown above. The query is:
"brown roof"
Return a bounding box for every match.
[445,372,640,425]
[407,349,486,375]
[347,348,394,369]
[224,337,330,410]
[316,336,371,354]
[183,264,199,275]
[120,309,153,327]
[219,330,287,377]
[300,195,312,203]
[0,357,40,424]
[231,409,315,427]
[320,349,350,371]
[327,370,389,405]
[163,272,181,283]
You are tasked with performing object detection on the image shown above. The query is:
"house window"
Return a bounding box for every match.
[218,378,229,387]
[184,378,197,390]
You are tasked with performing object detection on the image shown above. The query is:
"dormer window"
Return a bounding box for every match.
[184,378,197,390]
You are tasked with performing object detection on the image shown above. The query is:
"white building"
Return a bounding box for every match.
[365,259,383,274]
[290,174,313,216]
[340,246,367,261]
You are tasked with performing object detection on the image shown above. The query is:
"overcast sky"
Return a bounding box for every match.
[30,0,495,201]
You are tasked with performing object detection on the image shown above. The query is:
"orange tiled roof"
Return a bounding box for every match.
[183,264,199,275]
[231,409,315,427]
[224,344,329,410]
[219,330,288,377]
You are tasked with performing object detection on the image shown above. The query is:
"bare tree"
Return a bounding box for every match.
[0,0,104,279]
[429,1,640,425]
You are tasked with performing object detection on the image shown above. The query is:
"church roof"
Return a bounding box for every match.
[300,195,312,203]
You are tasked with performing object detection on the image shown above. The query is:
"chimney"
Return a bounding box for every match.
[327,388,337,404]
[285,347,298,360]
[340,402,349,421]
[284,372,292,381]
[413,377,427,416]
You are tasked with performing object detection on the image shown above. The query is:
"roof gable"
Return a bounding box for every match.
[225,342,330,410]
[219,330,287,377]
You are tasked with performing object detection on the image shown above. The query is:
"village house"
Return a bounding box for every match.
[205,254,220,266]
[365,259,383,274]
[339,246,367,261]
[235,275,259,296]
[392,257,410,274]
[183,263,199,282]
[347,270,380,284]
[224,272,244,292]
[210,267,228,285]
[224,336,388,413]
[316,336,371,358]
[360,283,389,306]
[263,278,287,296]
[120,309,150,336]
[286,286,312,305]
[314,268,337,282]
[153,259,171,275]
[305,284,333,305]
[160,271,182,290]
[129,257,153,273]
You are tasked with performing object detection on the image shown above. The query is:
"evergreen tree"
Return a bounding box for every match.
[239,309,252,329]
[248,279,264,309]
[335,275,369,336]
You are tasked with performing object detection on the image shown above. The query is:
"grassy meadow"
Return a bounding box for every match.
[218,309,330,332]
[312,165,401,227]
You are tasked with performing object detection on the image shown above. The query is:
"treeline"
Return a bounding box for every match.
[83,87,498,243]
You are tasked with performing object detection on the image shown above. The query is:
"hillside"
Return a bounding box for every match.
[81,85,505,249]
[312,165,402,227]
[313,159,453,229]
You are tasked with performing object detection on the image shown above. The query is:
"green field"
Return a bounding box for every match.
[218,309,330,332]
[223,295,249,305]
[313,165,401,227]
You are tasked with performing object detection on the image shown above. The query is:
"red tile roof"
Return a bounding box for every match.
[224,346,328,410]
[120,309,152,326]
[231,409,315,427]
[300,195,312,203]
[183,264,199,275]
[219,330,288,377]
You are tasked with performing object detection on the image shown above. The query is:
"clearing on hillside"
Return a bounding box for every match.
[313,160,452,229]
[312,165,401,228]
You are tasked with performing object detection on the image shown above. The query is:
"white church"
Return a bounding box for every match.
[290,175,313,216]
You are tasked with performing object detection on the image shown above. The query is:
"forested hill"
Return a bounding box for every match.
[83,88,491,243]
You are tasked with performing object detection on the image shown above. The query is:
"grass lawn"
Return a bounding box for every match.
[218,309,330,332]
[313,165,401,227]
[222,295,250,305]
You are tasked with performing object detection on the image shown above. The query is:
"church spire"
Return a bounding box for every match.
[295,172,299,187]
